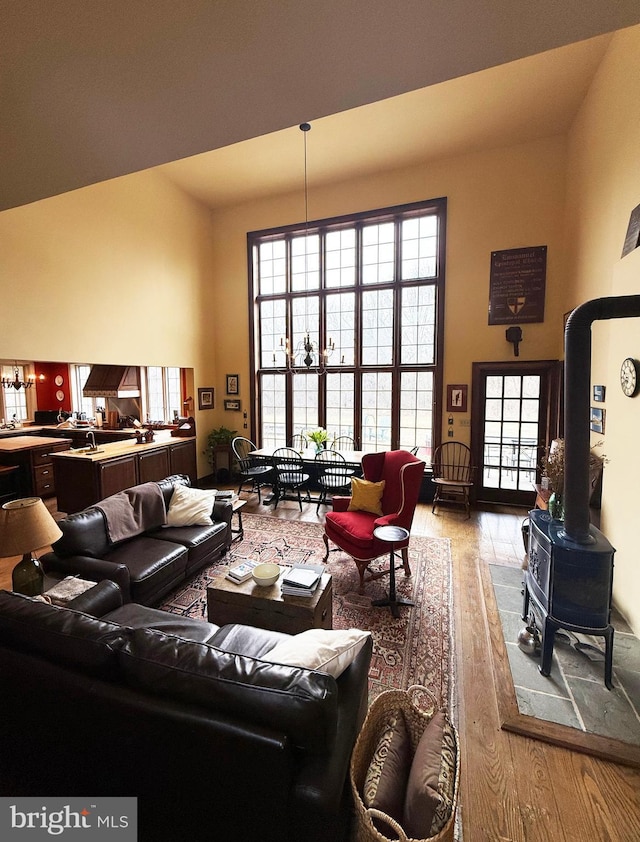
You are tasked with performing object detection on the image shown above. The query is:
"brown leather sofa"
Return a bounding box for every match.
[0,582,372,842]
[40,475,231,605]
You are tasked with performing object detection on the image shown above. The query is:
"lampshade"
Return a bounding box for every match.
[0,497,63,557]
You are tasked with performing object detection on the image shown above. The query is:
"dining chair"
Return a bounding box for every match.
[314,450,353,514]
[290,433,308,451]
[323,449,425,594]
[231,436,274,503]
[272,447,311,510]
[330,434,360,477]
[431,441,475,518]
[331,435,356,451]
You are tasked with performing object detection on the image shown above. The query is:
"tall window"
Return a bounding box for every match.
[70,364,181,422]
[71,365,102,418]
[249,198,446,458]
[146,366,181,422]
[0,364,31,422]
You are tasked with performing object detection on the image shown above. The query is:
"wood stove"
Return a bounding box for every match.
[522,294,640,689]
[523,508,614,688]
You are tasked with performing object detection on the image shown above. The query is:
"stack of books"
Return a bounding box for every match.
[216,490,239,504]
[225,559,260,584]
[281,564,323,597]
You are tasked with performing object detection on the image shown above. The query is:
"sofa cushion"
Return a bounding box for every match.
[211,623,291,660]
[264,628,371,679]
[150,521,228,574]
[325,509,377,550]
[104,603,221,644]
[166,484,217,526]
[0,590,128,677]
[118,627,338,752]
[105,535,188,605]
[155,473,191,508]
[52,507,111,558]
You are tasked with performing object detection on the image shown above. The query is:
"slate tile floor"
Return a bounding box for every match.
[490,564,640,745]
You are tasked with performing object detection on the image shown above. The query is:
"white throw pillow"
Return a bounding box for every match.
[166,484,217,527]
[264,628,371,679]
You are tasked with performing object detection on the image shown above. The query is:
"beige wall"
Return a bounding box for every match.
[210,135,568,446]
[0,168,218,476]
[563,26,640,633]
[3,27,638,638]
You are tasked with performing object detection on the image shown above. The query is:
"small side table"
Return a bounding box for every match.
[371,525,414,619]
[231,498,247,541]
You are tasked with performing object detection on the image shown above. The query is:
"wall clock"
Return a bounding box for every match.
[620,357,639,397]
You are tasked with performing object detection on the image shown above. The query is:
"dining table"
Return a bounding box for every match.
[250,446,366,506]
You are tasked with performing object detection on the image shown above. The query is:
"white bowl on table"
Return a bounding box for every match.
[252,563,281,587]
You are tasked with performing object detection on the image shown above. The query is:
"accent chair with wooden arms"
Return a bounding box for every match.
[431,441,475,518]
[322,449,425,595]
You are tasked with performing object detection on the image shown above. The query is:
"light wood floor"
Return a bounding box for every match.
[3,495,640,841]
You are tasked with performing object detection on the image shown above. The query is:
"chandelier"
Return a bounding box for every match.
[275,333,336,373]
[272,122,342,376]
[1,365,43,391]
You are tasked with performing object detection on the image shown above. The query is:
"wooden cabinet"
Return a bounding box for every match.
[138,448,171,483]
[99,456,138,499]
[0,437,71,499]
[52,437,197,513]
[169,440,197,480]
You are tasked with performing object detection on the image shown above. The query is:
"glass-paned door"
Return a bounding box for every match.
[471,361,559,506]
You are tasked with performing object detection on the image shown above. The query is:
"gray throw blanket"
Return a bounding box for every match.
[96,482,167,544]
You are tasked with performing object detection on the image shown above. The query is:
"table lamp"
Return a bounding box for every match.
[0,497,63,596]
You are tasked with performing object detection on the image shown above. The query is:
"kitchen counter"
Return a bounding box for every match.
[0,425,139,440]
[0,435,72,452]
[51,434,197,513]
[0,436,73,498]
[51,430,181,460]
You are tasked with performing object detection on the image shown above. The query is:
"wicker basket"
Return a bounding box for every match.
[350,686,460,842]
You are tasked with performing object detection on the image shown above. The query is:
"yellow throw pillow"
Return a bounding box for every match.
[348,477,385,516]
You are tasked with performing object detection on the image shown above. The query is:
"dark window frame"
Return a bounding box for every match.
[247,197,447,455]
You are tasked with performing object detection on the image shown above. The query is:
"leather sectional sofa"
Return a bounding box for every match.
[40,474,231,605]
[0,581,372,842]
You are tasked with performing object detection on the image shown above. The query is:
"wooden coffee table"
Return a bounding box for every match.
[207,568,332,635]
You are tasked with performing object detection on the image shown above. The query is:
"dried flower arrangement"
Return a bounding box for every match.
[541,437,608,493]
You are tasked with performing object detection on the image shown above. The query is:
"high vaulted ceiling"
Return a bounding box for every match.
[2,1,640,213]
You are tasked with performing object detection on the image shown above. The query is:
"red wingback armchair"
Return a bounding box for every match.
[323,449,425,594]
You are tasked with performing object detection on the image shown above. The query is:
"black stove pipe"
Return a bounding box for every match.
[563,294,640,544]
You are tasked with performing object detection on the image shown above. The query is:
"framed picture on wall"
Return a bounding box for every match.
[446,384,468,413]
[590,406,605,434]
[224,399,241,411]
[593,384,605,402]
[198,388,214,410]
[226,374,239,395]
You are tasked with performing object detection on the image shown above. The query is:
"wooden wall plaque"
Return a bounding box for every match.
[488,245,547,325]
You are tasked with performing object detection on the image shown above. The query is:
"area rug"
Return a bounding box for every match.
[481,560,640,768]
[160,512,454,709]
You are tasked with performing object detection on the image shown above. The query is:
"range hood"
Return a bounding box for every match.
[82,365,140,398]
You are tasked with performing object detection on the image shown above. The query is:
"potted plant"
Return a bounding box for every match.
[207,426,237,482]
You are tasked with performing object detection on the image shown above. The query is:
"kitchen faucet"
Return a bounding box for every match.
[86,431,97,451]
